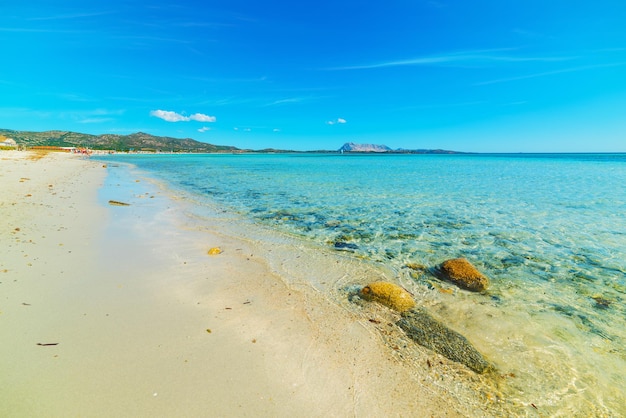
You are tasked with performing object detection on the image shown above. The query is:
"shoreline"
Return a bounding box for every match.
[0,150,548,416]
[3,150,624,416]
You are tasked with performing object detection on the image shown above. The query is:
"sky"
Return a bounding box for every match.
[2,1,625,152]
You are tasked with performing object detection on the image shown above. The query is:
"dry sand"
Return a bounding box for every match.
[1,150,504,417]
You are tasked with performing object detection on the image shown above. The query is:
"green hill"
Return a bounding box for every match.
[0,129,239,153]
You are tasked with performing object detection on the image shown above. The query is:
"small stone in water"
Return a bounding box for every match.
[334,242,358,250]
[591,295,611,309]
[360,282,416,313]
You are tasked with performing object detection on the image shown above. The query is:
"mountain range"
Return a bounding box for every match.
[0,129,238,153]
[1,128,461,154]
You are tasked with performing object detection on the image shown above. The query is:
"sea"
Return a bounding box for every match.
[95,152,625,416]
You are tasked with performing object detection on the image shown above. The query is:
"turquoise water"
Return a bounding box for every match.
[97,152,625,415]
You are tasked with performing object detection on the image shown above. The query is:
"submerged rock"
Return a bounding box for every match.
[108,200,130,206]
[591,295,612,309]
[360,282,416,313]
[334,241,359,250]
[405,262,427,271]
[435,258,489,292]
[397,309,492,373]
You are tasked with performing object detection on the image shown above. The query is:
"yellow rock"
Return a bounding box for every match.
[207,247,222,255]
[360,281,416,312]
[438,258,489,292]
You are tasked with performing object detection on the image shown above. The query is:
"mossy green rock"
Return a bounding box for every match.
[397,308,492,373]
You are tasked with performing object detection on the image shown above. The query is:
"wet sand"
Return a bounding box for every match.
[1,150,506,417]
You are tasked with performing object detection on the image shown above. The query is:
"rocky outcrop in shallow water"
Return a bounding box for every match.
[356,281,492,373]
[359,282,416,312]
[434,258,490,292]
[397,309,492,373]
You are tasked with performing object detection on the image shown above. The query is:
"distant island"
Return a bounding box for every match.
[338,142,460,154]
[0,128,462,154]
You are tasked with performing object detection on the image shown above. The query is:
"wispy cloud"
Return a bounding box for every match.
[32,108,124,124]
[27,11,115,21]
[187,75,268,84]
[0,27,94,34]
[58,93,95,102]
[427,1,447,8]
[391,101,487,112]
[265,97,305,106]
[78,118,114,124]
[474,63,625,86]
[512,28,552,40]
[70,108,125,124]
[150,110,216,122]
[173,21,233,29]
[198,126,211,132]
[111,35,193,45]
[327,48,575,70]
[327,118,347,125]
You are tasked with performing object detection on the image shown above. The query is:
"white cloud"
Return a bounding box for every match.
[327,118,347,125]
[198,126,211,132]
[150,109,216,122]
[150,110,189,122]
[189,113,216,122]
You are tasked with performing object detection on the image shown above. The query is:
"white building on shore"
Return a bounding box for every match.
[1,137,17,148]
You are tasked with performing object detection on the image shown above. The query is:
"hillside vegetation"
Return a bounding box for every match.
[0,129,239,153]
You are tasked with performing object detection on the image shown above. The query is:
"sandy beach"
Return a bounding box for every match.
[0,150,511,417]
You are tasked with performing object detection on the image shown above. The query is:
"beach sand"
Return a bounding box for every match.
[1,151,504,417]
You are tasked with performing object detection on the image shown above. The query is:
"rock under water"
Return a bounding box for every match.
[434,258,490,292]
[360,282,416,313]
[397,308,492,373]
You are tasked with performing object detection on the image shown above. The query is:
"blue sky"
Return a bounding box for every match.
[2,1,625,152]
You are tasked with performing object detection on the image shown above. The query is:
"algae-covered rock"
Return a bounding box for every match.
[397,309,492,373]
[108,200,130,206]
[405,262,426,271]
[360,282,416,312]
[334,241,359,250]
[436,258,489,292]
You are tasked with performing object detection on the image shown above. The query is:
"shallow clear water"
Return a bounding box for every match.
[97,152,626,415]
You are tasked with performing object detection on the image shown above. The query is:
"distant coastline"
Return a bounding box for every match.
[3,128,623,155]
[0,128,464,154]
